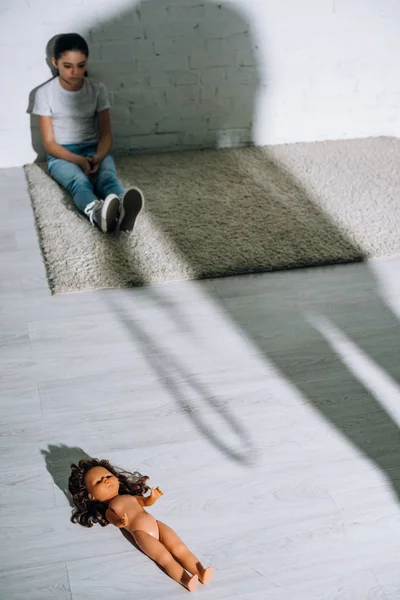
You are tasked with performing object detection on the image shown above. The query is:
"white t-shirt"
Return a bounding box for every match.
[32,77,111,145]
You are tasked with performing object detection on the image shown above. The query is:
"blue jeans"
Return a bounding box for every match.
[47,142,125,213]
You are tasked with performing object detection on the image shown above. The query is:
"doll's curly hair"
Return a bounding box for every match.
[68,458,150,528]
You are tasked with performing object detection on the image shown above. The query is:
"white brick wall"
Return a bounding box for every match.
[1,0,400,167]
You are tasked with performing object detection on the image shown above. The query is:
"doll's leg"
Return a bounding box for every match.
[158,521,214,584]
[133,530,198,591]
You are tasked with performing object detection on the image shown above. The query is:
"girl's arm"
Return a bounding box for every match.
[38,116,89,171]
[136,486,164,507]
[92,109,112,163]
[105,507,128,528]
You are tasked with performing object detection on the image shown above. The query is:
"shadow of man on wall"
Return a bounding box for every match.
[86,0,259,153]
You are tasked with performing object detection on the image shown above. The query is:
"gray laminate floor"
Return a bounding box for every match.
[1,167,400,599]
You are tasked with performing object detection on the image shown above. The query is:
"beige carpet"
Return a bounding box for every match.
[24,136,400,295]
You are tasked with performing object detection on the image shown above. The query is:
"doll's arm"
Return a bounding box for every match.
[136,486,163,507]
[105,507,128,528]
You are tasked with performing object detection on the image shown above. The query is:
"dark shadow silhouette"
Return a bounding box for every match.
[137,141,400,492]
[26,36,59,162]
[87,0,259,152]
[105,293,256,464]
[31,1,400,495]
[40,443,92,507]
[44,35,60,77]
[27,85,50,162]
[94,1,400,491]
[211,266,400,489]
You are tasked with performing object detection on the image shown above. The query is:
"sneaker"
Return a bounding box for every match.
[84,195,120,233]
[118,187,144,233]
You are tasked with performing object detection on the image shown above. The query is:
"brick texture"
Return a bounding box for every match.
[1,0,400,166]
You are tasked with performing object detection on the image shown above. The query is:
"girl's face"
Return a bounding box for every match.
[52,50,88,89]
[84,466,120,502]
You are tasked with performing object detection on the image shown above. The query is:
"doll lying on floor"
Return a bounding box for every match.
[68,458,214,592]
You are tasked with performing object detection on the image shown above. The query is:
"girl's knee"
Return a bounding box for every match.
[96,169,117,185]
[69,172,92,193]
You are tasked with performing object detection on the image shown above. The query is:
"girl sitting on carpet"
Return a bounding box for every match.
[33,33,144,234]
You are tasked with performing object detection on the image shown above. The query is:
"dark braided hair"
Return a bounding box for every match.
[68,458,150,528]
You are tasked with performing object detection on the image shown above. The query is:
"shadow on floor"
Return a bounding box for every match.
[105,293,257,465]
[41,443,92,507]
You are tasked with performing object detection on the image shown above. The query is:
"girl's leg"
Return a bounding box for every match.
[93,154,125,199]
[157,521,214,584]
[48,156,120,233]
[132,530,198,591]
[94,155,144,233]
[48,156,98,213]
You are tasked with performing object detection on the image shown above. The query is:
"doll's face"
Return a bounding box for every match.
[84,466,120,502]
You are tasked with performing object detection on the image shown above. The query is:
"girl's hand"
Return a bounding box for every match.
[88,159,99,175]
[87,153,103,175]
[77,156,93,175]
[151,486,164,500]
[90,152,103,165]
